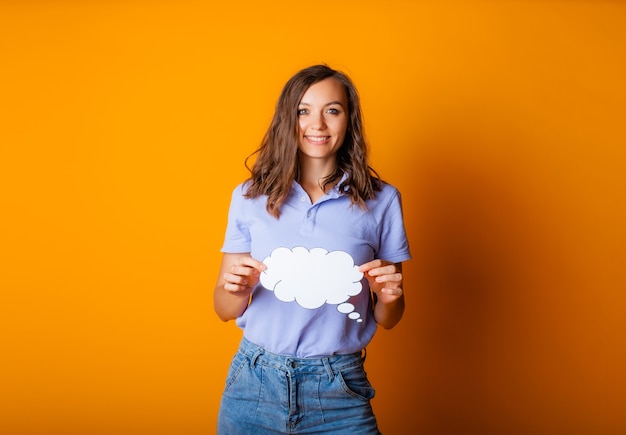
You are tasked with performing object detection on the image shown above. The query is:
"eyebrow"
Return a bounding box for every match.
[298,101,346,108]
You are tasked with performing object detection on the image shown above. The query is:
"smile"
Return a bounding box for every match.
[305,136,331,143]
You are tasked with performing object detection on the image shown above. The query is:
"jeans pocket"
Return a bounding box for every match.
[337,365,376,402]
[223,352,249,393]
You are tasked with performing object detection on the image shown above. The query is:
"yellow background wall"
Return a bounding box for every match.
[1,1,625,433]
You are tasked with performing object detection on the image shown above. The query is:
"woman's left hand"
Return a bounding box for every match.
[358,260,403,304]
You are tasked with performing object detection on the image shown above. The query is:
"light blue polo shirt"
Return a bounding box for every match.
[221,178,411,357]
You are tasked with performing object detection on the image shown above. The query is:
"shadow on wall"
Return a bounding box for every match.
[414,135,539,434]
[399,111,592,434]
[372,89,625,433]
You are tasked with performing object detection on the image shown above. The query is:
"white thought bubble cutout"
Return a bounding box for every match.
[260,247,365,322]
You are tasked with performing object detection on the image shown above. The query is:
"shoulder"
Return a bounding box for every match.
[228,181,268,211]
[375,181,402,203]
[229,181,254,199]
[232,181,249,194]
[363,181,404,219]
[379,180,399,194]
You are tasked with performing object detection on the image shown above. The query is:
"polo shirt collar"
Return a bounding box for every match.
[327,172,350,199]
[289,173,349,203]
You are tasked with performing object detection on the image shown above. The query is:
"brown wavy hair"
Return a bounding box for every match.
[244,64,381,218]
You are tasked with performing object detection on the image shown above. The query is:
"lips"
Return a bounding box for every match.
[305,135,331,143]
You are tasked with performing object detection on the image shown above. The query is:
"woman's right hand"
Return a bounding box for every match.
[222,254,267,293]
[214,253,266,321]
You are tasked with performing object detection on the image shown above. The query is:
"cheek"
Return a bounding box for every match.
[336,119,348,137]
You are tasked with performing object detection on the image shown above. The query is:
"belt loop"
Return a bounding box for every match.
[322,357,334,382]
[250,348,263,368]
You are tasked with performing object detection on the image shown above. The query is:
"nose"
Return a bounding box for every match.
[311,112,326,130]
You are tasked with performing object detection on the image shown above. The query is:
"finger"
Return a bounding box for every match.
[223,281,249,293]
[373,278,401,290]
[375,272,403,283]
[377,278,401,288]
[229,264,257,277]
[381,287,403,296]
[230,261,267,278]
[238,256,267,273]
[368,266,399,280]
[224,271,250,286]
[363,266,396,279]
[358,259,386,273]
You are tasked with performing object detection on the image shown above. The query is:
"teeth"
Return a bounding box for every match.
[307,136,329,142]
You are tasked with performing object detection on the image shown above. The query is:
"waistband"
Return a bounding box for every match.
[237,337,365,379]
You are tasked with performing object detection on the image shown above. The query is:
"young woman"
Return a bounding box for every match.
[214,64,411,434]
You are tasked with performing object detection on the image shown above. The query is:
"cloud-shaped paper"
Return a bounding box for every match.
[260,247,364,320]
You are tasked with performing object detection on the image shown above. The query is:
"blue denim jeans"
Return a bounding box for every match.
[217,337,380,434]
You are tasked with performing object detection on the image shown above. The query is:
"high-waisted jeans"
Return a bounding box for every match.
[217,337,380,434]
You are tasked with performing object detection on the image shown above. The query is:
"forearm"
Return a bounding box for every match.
[374,295,405,329]
[214,285,251,322]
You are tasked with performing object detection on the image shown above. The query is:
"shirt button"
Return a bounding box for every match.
[307,211,311,218]
[301,196,306,202]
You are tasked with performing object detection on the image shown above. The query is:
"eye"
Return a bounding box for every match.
[326,108,340,115]
[297,108,308,116]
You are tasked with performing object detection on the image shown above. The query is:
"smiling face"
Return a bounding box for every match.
[297,78,349,164]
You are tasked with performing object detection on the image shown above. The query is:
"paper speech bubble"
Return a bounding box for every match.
[260,247,365,321]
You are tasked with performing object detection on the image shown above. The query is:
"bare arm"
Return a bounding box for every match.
[214,253,266,322]
[359,261,405,329]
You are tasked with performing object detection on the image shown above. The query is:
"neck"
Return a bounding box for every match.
[299,157,336,182]
[298,159,337,202]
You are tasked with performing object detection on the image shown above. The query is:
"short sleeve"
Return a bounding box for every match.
[221,184,252,253]
[376,187,411,263]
